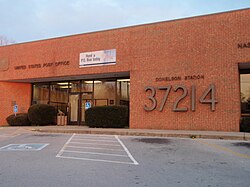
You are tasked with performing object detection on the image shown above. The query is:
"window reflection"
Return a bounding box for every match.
[241,74,250,114]
[82,81,93,92]
[50,82,69,114]
[70,81,80,92]
[32,84,49,104]
[117,79,130,106]
[94,80,115,106]
[32,78,130,123]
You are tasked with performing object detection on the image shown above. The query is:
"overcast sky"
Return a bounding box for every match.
[1,0,250,43]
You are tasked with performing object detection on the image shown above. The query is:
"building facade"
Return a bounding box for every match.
[0,9,250,131]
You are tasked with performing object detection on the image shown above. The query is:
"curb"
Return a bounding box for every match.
[33,128,250,141]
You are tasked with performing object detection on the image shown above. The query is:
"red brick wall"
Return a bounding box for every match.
[0,82,31,125]
[0,9,250,131]
[129,10,250,131]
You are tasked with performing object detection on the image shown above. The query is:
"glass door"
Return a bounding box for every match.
[69,92,93,125]
[69,80,94,125]
[69,94,80,124]
[81,92,93,122]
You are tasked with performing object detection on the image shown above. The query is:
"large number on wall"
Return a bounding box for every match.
[144,84,218,112]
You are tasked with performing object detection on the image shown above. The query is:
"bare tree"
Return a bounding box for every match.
[0,35,15,46]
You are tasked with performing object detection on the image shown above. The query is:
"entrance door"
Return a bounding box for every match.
[69,92,93,125]
[69,94,80,124]
[81,92,93,123]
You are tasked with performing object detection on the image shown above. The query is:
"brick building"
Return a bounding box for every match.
[0,8,250,131]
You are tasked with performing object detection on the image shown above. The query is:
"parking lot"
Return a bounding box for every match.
[0,129,249,187]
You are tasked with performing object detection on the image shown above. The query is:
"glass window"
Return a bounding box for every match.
[31,77,130,124]
[240,74,250,114]
[32,84,49,104]
[94,80,116,106]
[70,81,80,92]
[50,82,69,114]
[117,79,130,106]
[81,80,93,92]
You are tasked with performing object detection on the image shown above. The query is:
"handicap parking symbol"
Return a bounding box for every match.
[85,102,91,110]
[14,105,18,113]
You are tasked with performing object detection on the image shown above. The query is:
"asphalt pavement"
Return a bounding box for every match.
[0,128,249,187]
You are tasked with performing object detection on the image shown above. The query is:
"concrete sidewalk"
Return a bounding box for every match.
[22,126,250,141]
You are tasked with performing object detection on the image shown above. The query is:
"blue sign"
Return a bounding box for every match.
[85,102,91,110]
[14,105,18,113]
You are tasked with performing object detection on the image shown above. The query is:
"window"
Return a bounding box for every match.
[32,84,49,104]
[117,79,130,106]
[70,81,80,92]
[240,74,250,114]
[31,77,130,124]
[94,80,115,106]
[50,82,69,114]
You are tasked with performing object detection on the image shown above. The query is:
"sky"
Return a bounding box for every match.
[0,0,250,44]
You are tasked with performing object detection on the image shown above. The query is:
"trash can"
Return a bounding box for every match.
[63,115,67,126]
[57,113,67,126]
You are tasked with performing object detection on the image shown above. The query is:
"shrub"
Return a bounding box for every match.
[240,117,250,132]
[85,105,129,128]
[28,104,56,126]
[6,113,31,126]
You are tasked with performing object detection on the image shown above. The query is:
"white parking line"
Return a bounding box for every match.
[63,150,128,157]
[73,138,118,143]
[57,155,137,165]
[70,142,121,146]
[74,134,115,139]
[56,133,76,157]
[73,136,116,140]
[66,145,124,151]
[56,134,139,165]
[115,135,139,165]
